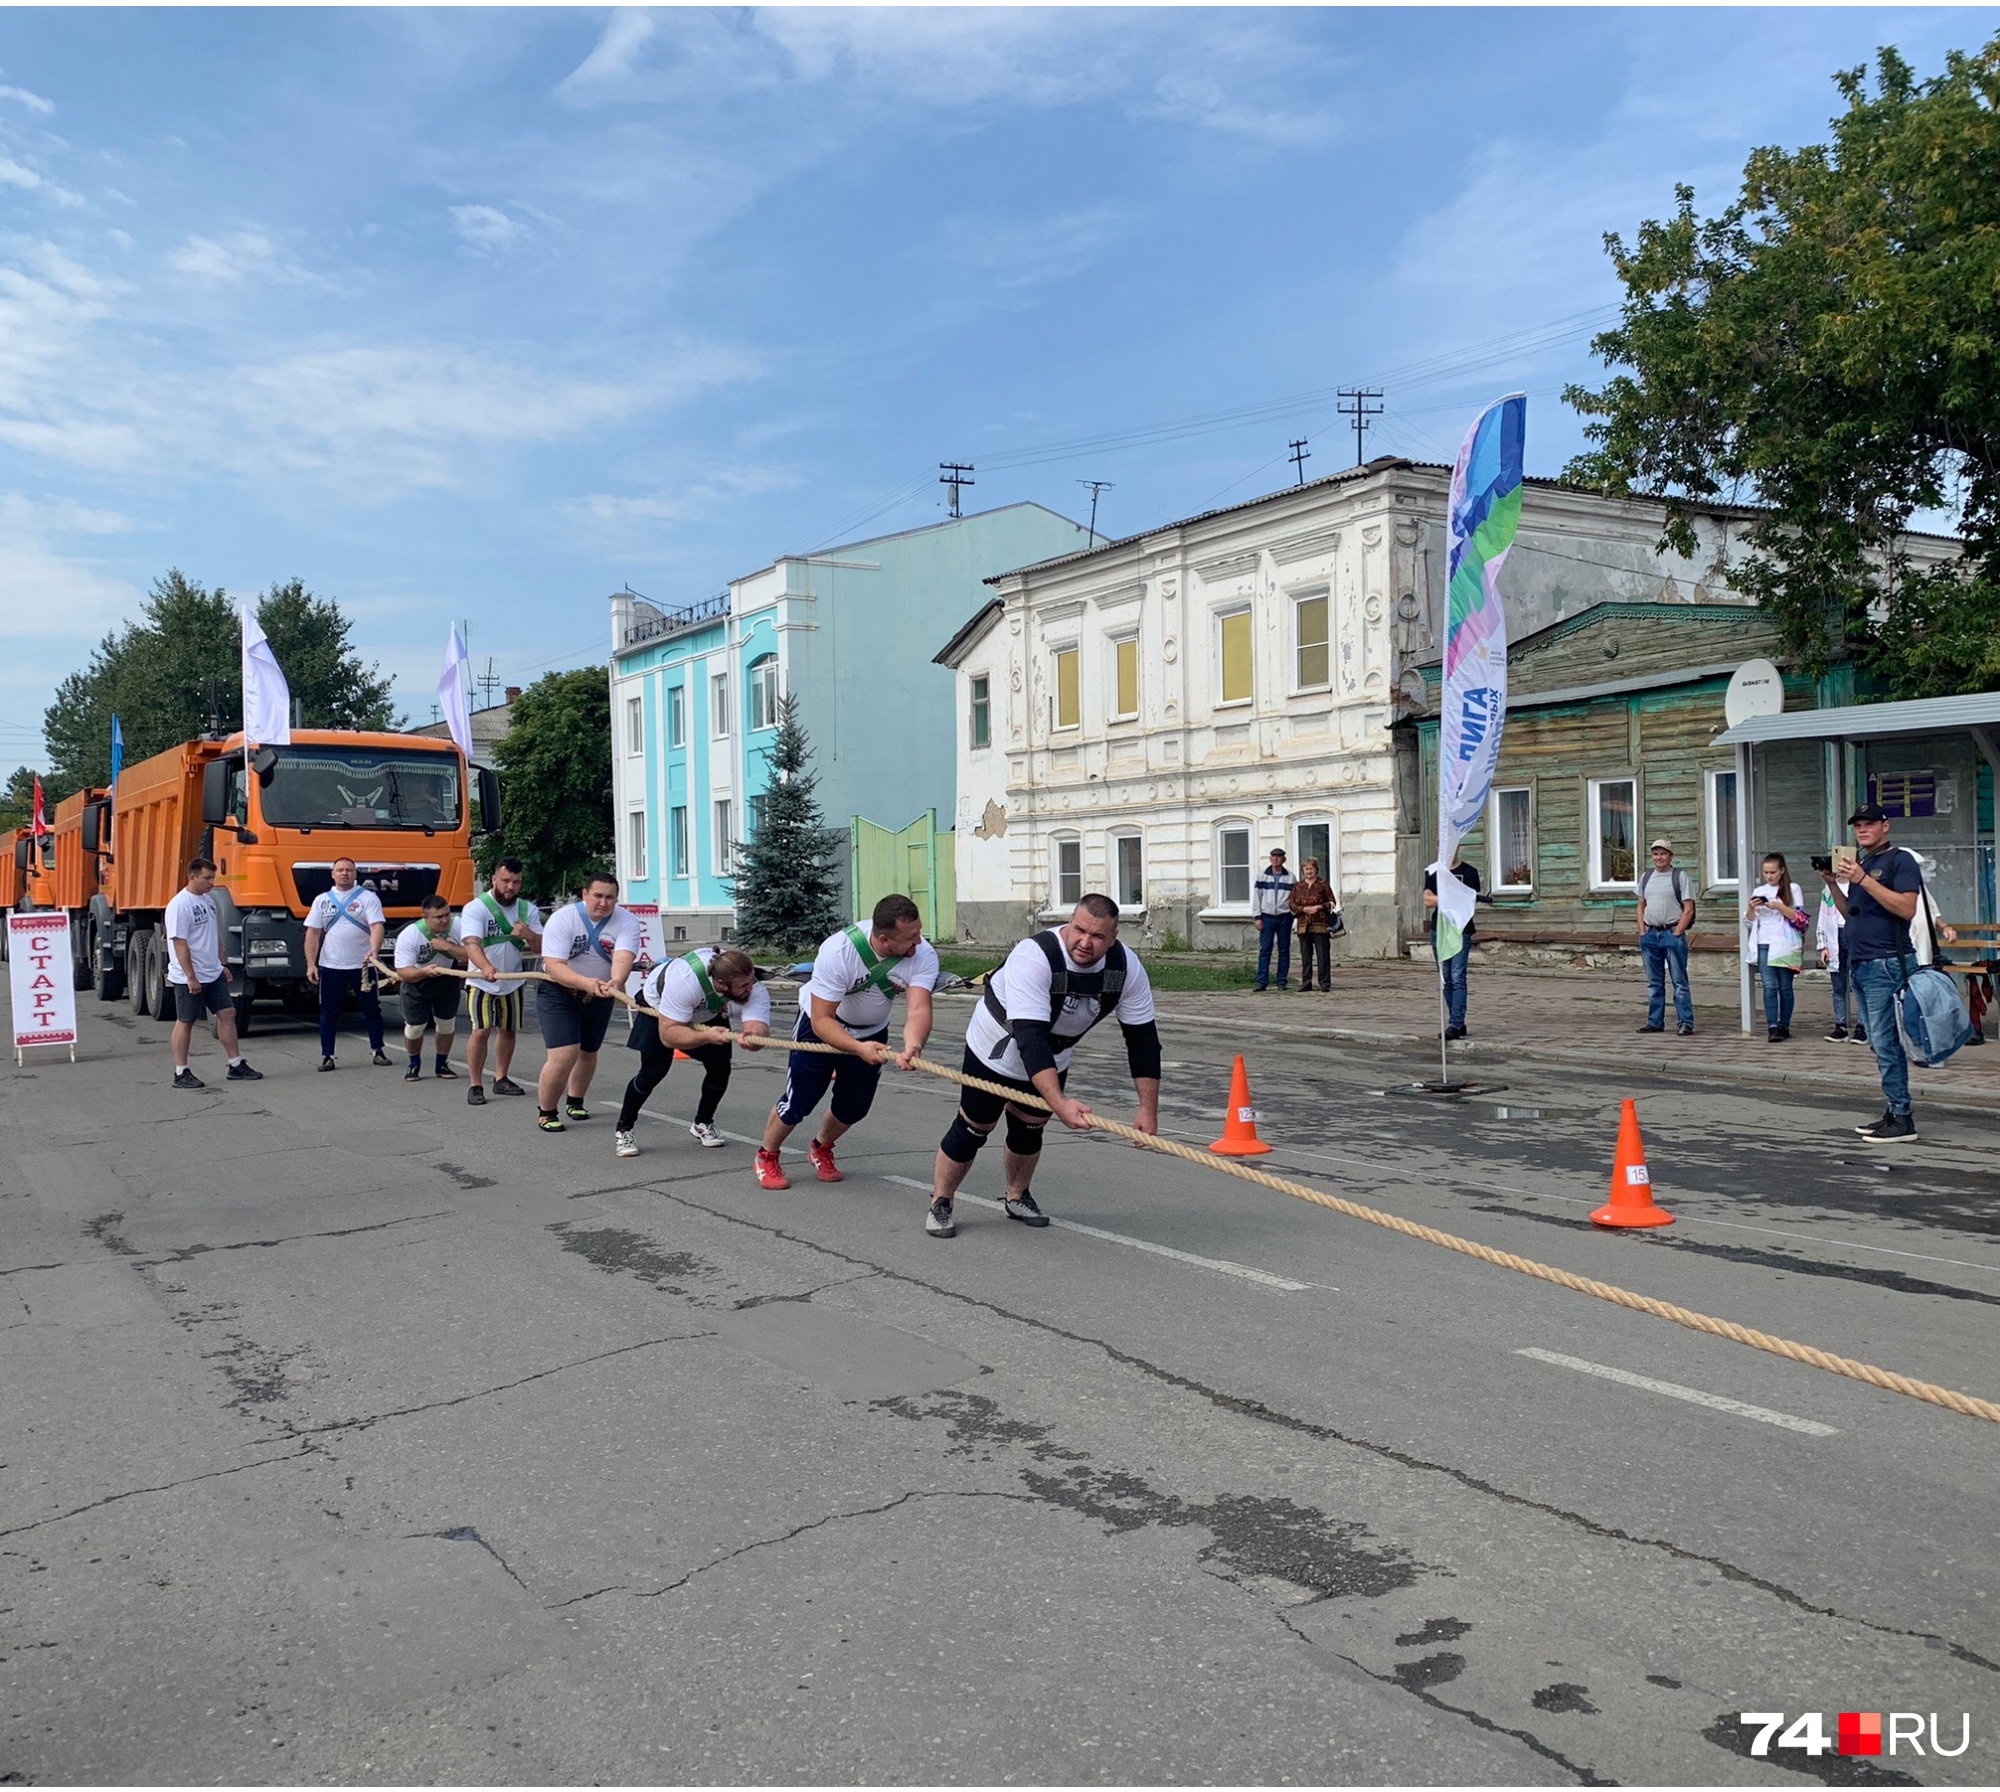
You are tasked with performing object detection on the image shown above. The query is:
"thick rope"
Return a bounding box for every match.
[369,960,1999,1424]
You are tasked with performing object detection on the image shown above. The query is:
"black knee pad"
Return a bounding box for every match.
[1004,1106,1050,1156]
[940,1112,993,1164]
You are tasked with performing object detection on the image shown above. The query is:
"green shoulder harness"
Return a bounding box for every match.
[478,890,527,948]
[845,924,900,997]
[684,951,727,1015]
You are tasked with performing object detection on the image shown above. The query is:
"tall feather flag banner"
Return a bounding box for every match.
[1432,393,1526,960]
[438,624,473,763]
[241,606,293,747]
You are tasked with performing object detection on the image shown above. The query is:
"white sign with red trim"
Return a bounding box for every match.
[626,902,664,963]
[10,912,77,1057]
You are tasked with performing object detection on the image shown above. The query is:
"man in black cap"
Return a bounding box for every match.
[1819,803,1923,1142]
[1252,847,1296,991]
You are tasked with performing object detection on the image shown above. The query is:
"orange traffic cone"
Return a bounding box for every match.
[673,1049,691,1062]
[1209,1056,1272,1156]
[1590,1099,1673,1228]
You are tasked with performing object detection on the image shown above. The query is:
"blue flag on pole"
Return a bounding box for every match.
[109,714,124,786]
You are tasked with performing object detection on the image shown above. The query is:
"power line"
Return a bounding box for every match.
[1287,439,1311,486]
[939,462,975,519]
[1336,387,1382,465]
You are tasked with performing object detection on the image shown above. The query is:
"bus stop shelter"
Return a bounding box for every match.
[1713,690,2000,1034]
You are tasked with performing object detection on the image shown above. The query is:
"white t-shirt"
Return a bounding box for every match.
[1748,881,1806,952]
[965,932,1156,1079]
[164,888,223,988]
[459,894,543,995]
[306,886,386,971]
[540,901,644,981]
[807,927,941,1036]
[393,917,459,974]
[636,950,773,1029]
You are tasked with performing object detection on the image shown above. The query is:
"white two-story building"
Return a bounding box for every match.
[936,456,1768,956]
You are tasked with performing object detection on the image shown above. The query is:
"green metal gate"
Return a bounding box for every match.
[851,809,956,941]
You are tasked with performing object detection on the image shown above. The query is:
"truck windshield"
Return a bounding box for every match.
[257,747,462,830]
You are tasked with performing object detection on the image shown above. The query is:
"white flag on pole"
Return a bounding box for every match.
[241,606,292,746]
[438,624,473,762]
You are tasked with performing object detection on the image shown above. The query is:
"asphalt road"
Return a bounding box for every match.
[2,983,1996,1786]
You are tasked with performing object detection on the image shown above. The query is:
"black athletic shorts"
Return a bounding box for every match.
[401,976,461,1029]
[536,980,613,1053]
[776,1009,889,1127]
[171,976,234,1024]
[956,1045,1064,1127]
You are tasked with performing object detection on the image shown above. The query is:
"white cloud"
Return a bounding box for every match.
[570,463,799,530]
[557,9,659,96]
[449,203,524,250]
[0,81,54,116]
[0,156,41,191]
[937,205,1127,293]
[167,229,304,286]
[0,495,140,644]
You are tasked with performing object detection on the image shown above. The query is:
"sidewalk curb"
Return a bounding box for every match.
[1152,1003,2000,1117]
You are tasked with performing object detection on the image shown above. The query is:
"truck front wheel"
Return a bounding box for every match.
[127,931,153,1016]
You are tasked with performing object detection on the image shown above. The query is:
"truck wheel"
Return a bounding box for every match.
[225,978,255,1039]
[72,921,93,992]
[128,931,153,1015]
[0,912,8,962]
[94,924,125,1002]
[143,932,168,1020]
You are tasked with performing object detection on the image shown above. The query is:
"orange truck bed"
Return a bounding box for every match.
[49,788,110,912]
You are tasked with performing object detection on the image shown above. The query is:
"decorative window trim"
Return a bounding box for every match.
[1588,776,1640,891]
[1488,785,1535,894]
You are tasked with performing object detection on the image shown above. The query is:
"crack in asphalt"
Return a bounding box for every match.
[0,1449,312,1541]
[548,1489,1042,1610]
[141,1211,456,1264]
[420,1524,531,1593]
[279,1331,716,1439]
[634,1179,2000,1675]
[732,1271,881,1311]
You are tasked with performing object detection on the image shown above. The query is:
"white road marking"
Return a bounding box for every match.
[883,1175,1316,1291]
[1516,1348,1839,1436]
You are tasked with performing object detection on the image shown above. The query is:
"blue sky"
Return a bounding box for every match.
[0,6,1990,758]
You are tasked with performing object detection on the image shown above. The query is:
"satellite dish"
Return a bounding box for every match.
[1725,658,1784,729]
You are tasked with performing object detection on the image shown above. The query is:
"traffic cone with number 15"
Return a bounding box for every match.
[1590,1099,1673,1228]
[1209,1056,1272,1157]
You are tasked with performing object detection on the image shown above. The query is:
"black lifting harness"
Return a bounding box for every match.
[982,931,1127,1048]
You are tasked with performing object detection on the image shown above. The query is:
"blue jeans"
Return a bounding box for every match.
[1256,915,1293,988]
[1756,945,1796,1029]
[1437,940,1470,1030]
[1849,958,1910,1116]
[1828,963,1860,1033]
[317,964,385,1058]
[1640,927,1693,1029]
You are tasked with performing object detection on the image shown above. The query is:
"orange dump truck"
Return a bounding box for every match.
[81,730,496,1027]
[1,825,58,959]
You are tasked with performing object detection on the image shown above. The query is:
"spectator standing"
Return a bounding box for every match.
[1746,853,1808,1042]
[305,857,388,1071]
[1288,858,1337,993]
[1252,848,1296,991]
[163,856,260,1089]
[1422,851,1481,1040]
[1816,877,1862,1042]
[1634,840,1696,1036]
[1820,804,1924,1143]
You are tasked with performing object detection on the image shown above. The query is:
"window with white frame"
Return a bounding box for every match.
[1217,610,1253,706]
[1110,636,1139,720]
[713,799,734,875]
[1053,836,1083,908]
[710,671,730,737]
[1112,832,1143,907]
[969,675,991,749]
[1589,778,1639,888]
[1489,787,1534,892]
[1294,820,1333,885]
[749,793,768,839]
[1052,646,1080,730]
[1216,824,1252,906]
[1706,767,1741,887]
[670,806,689,878]
[668,684,686,749]
[625,809,648,879]
[624,694,644,757]
[1293,593,1330,690]
[749,654,780,730]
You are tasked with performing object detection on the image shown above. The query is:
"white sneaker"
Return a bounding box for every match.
[689,1121,726,1148]
[614,1129,639,1159]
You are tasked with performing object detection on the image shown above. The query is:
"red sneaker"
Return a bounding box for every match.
[807,1139,844,1183]
[754,1148,790,1191]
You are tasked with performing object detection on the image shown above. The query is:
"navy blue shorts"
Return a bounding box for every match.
[776,1009,888,1127]
[536,980,613,1053]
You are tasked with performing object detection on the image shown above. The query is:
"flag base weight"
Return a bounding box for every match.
[1385,1079,1501,1099]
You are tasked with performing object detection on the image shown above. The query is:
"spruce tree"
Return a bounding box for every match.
[730,696,848,954]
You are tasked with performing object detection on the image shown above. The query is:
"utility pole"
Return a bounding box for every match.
[1337,387,1383,466]
[1079,479,1113,546]
[1288,439,1311,487]
[477,656,501,710]
[939,462,975,519]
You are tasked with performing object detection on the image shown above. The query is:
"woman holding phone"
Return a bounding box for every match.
[1747,851,1808,1041]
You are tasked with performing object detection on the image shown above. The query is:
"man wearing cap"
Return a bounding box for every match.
[1252,847,1296,992]
[1634,839,1697,1036]
[1820,804,1924,1143]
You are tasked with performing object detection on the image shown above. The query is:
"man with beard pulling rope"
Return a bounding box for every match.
[614,947,771,1158]
[926,892,1160,1238]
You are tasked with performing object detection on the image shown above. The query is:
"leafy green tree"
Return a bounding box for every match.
[1564,37,2000,696]
[729,696,848,954]
[41,570,396,799]
[475,667,612,902]
[0,766,40,832]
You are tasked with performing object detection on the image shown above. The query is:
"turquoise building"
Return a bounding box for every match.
[608,502,1091,939]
